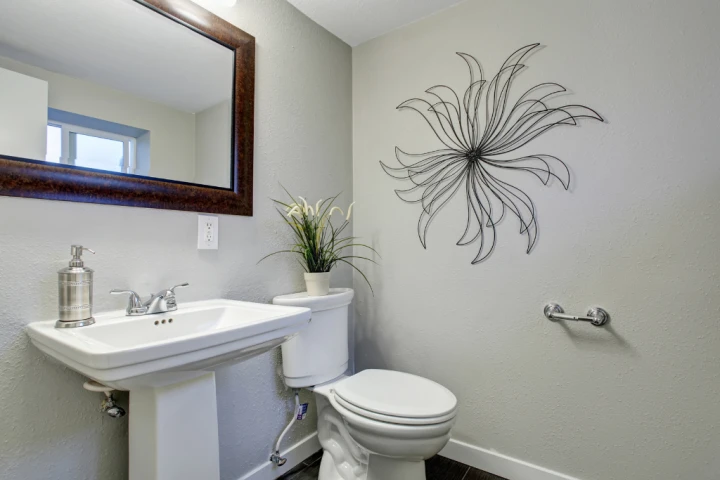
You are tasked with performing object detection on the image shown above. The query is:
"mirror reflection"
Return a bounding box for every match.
[0,0,235,189]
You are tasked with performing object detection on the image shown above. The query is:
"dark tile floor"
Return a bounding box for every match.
[278,451,507,480]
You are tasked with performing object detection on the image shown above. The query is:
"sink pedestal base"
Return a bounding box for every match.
[129,372,220,480]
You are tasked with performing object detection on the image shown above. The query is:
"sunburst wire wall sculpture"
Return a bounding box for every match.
[380,43,603,264]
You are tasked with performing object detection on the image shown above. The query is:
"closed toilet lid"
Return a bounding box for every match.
[333,369,457,420]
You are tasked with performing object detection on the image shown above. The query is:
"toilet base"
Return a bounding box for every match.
[316,393,369,479]
[367,455,425,480]
[318,451,427,480]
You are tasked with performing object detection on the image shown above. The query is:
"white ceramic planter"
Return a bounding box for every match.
[304,272,330,296]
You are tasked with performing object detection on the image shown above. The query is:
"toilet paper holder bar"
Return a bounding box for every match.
[544,303,609,327]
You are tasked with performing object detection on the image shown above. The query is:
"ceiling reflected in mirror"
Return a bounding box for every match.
[0,0,235,189]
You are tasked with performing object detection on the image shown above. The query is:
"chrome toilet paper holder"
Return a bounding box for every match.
[544,303,609,327]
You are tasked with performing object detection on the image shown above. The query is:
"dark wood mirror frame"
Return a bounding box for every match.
[0,0,255,216]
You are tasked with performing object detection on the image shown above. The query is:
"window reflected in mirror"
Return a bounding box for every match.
[0,0,235,189]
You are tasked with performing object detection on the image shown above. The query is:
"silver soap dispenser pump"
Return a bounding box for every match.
[56,245,96,328]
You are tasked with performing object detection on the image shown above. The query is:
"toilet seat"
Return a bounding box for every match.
[332,369,457,426]
[333,394,457,426]
[326,391,456,459]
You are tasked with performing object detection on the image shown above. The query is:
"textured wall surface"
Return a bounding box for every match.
[0,0,352,478]
[352,1,720,479]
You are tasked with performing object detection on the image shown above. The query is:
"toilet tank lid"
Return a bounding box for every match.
[273,288,354,312]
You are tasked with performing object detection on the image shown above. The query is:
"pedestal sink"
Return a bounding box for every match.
[27,299,311,480]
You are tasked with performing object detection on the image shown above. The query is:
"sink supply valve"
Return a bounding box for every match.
[270,389,307,466]
[269,453,287,467]
[544,303,610,327]
[83,380,126,418]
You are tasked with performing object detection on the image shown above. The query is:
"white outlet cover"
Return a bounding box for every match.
[197,215,219,250]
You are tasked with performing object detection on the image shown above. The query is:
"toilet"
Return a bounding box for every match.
[273,288,457,480]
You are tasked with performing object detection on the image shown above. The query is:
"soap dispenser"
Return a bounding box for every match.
[56,245,95,328]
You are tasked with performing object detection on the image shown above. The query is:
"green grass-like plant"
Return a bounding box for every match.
[259,187,378,293]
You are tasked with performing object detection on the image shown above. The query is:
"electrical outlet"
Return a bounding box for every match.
[197,215,219,250]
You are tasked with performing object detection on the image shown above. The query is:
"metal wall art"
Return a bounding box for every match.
[380,43,603,264]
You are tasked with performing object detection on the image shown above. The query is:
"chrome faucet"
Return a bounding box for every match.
[110,283,189,316]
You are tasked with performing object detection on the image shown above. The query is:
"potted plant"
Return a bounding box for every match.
[260,189,377,296]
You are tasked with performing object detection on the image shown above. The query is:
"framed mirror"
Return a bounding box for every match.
[0,0,254,215]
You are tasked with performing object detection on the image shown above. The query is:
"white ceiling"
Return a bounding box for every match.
[0,0,234,113]
[286,0,466,46]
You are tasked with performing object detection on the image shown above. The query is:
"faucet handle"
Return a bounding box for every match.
[169,283,189,295]
[162,283,188,310]
[110,289,145,315]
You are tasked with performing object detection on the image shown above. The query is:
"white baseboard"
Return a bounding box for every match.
[440,439,581,480]
[238,432,321,480]
[237,432,578,480]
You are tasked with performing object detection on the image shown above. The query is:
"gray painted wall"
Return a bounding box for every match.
[352,1,720,479]
[0,0,352,479]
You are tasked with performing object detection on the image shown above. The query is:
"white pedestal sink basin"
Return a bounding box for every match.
[27,299,311,480]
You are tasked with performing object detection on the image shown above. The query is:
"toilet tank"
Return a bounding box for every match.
[273,288,353,388]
